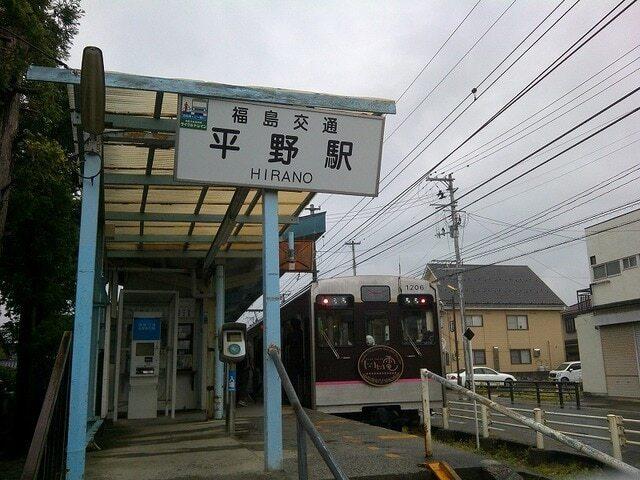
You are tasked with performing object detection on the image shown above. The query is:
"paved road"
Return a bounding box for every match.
[434,394,640,467]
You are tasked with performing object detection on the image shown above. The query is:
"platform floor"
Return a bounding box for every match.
[86,407,485,479]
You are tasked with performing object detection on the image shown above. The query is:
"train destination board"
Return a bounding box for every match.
[175,96,385,196]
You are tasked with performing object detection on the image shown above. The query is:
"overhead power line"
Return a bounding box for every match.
[396,0,483,103]
[384,0,518,142]
[317,0,624,270]
[322,94,640,277]
[317,0,574,256]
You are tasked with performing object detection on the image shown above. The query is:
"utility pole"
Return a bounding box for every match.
[451,293,461,386]
[305,203,321,282]
[429,173,480,450]
[344,240,361,276]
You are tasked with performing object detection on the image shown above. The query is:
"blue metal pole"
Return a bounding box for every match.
[87,230,104,419]
[66,153,101,480]
[262,189,283,471]
[214,265,225,420]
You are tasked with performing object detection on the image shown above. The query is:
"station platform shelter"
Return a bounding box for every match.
[26,65,394,480]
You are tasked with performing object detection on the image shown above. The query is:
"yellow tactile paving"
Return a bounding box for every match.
[376,433,418,440]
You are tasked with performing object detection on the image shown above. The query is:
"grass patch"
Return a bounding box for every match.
[432,429,604,479]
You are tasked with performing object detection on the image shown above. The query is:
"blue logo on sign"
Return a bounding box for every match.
[132,318,161,341]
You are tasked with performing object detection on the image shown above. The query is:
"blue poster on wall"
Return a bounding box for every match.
[132,317,161,341]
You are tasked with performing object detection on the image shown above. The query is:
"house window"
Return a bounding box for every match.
[473,349,486,365]
[622,255,638,270]
[565,317,576,334]
[590,255,596,265]
[507,315,528,330]
[510,349,531,364]
[465,315,483,327]
[606,260,621,276]
[593,264,606,280]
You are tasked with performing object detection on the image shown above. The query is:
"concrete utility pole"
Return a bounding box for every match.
[428,173,480,450]
[344,240,361,276]
[305,203,321,282]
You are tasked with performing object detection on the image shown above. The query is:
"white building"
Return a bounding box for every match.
[575,208,640,398]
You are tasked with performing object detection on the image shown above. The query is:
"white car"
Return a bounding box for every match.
[549,361,582,382]
[446,367,516,386]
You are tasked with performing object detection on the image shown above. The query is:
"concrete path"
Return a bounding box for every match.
[86,407,486,479]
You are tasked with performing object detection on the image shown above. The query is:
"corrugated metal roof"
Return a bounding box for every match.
[68,86,314,264]
[26,65,392,319]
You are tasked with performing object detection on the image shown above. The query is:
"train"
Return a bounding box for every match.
[246,275,444,424]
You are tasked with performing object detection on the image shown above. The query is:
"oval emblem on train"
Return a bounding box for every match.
[357,346,404,386]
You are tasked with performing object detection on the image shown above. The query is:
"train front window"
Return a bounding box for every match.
[365,312,390,345]
[317,310,354,347]
[401,310,435,345]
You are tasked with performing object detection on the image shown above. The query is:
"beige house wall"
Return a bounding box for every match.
[440,308,565,375]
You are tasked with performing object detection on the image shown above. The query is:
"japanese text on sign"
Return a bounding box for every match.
[175,97,385,196]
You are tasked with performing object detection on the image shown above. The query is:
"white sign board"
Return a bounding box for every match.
[174,96,385,196]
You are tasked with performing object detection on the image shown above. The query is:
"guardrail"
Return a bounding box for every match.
[267,345,348,480]
[21,331,72,480]
[421,368,640,477]
[443,400,640,461]
[473,380,582,409]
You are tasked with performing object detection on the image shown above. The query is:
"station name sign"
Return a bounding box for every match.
[174,96,385,196]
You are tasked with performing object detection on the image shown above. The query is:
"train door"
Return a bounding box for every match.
[314,294,356,384]
[397,294,441,376]
[281,292,313,407]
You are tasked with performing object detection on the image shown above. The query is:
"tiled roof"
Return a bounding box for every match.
[426,263,565,308]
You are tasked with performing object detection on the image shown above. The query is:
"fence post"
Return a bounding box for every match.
[558,382,564,409]
[534,408,545,450]
[535,383,541,405]
[608,415,624,461]
[487,382,492,400]
[442,407,450,430]
[481,405,490,438]
[421,369,432,457]
[509,381,515,404]
[574,383,581,410]
[297,418,308,480]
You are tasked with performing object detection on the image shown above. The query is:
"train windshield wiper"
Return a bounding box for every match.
[321,329,341,359]
[403,325,423,357]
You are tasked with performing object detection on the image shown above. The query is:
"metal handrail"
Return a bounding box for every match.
[267,345,348,480]
[21,331,72,480]
[421,369,640,477]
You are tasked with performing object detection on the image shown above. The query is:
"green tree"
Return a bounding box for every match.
[0,0,82,453]
[1,0,81,246]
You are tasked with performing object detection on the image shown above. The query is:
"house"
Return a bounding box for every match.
[575,208,640,398]
[425,263,566,378]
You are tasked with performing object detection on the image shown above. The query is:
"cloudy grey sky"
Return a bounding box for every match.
[68,0,640,305]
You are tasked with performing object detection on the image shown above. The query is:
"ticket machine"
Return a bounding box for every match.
[128,314,161,419]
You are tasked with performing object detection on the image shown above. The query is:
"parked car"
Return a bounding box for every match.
[446,367,516,386]
[549,361,582,382]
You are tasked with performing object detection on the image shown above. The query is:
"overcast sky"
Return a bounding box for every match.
[66,0,640,305]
